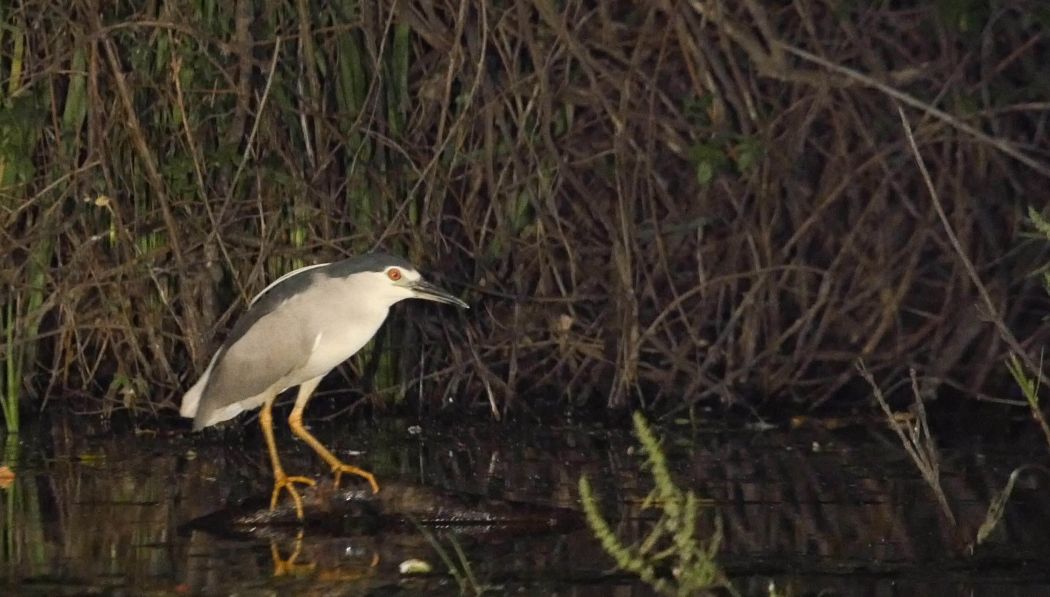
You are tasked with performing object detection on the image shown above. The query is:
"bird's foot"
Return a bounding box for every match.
[331,462,380,494]
[270,471,316,519]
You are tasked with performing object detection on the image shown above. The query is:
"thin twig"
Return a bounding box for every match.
[857,360,956,527]
[898,106,1050,388]
[783,44,1050,179]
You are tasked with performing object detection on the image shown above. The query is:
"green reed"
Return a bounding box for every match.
[1,16,49,431]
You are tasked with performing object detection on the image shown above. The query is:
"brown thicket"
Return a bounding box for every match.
[1,0,1048,422]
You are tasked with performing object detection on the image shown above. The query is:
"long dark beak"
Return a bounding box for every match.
[410,279,469,309]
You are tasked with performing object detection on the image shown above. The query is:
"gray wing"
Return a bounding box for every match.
[192,270,324,427]
[198,307,312,406]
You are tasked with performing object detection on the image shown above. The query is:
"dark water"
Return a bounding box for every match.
[1,411,1049,595]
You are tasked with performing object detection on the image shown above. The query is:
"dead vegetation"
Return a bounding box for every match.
[1,1,1049,421]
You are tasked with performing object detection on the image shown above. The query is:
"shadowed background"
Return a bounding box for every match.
[2,0,1049,426]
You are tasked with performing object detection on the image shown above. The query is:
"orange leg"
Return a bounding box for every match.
[288,377,380,494]
[260,394,315,519]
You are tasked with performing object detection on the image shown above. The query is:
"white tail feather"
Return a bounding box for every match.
[179,351,220,418]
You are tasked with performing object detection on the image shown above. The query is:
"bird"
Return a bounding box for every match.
[179,252,468,518]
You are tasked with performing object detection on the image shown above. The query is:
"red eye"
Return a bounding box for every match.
[387,268,402,281]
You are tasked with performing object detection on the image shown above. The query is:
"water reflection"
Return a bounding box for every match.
[1,416,1049,594]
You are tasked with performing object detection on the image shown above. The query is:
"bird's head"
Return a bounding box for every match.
[372,262,469,309]
[334,253,468,311]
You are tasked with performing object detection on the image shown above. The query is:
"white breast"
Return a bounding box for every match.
[278,275,391,386]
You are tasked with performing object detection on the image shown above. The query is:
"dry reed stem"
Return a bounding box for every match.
[0,1,1047,418]
[898,106,1050,389]
[857,360,957,528]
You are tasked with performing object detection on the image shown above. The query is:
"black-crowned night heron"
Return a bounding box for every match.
[179,252,468,518]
